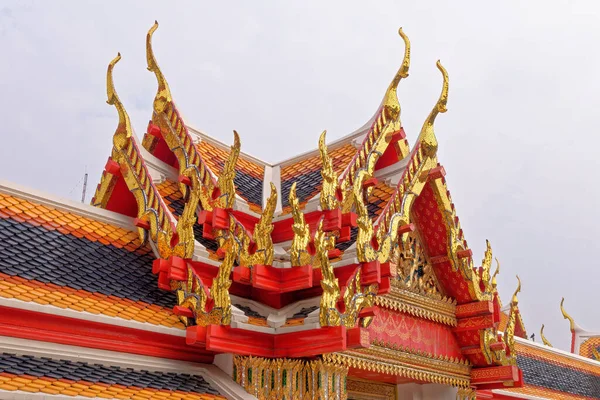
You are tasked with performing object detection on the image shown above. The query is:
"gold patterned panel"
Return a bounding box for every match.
[347,378,396,400]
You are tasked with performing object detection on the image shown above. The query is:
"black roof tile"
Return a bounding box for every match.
[518,354,600,398]
[0,353,221,395]
[0,218,175,309]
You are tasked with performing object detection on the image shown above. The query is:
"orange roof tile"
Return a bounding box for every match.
[0,273,184,329]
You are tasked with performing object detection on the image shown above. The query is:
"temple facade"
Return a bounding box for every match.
[0,22,598,400]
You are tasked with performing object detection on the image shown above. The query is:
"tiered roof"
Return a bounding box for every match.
[0,19,598,400]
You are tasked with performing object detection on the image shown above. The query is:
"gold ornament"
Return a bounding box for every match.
[105,53,177,259]
[540,324,553,347]
[319,131,339,210]
[289,182,312,267]
[216,131,241,210]
[560,297,576,331]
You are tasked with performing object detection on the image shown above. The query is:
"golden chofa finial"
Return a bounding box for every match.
[106,53,132,149]
[560,297,576,331]
[147,20,172,114]
[382,27,411,121]
[418,60,449,157]
[491,258,500,291]
[319,130,339,210]
[540,324,553,347]
[511,275,521,306]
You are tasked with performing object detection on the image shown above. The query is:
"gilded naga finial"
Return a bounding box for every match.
[217,131,241,209]
[418,60,449,157]
[252,182,277,265]
[382,27,411,122]
[540,324,553,347]
[146,20,173,114]
[106,53,132,150]
[560,298,576,331]
[491,258,500,291]
[319,130,339,210]
[511,275,521,306]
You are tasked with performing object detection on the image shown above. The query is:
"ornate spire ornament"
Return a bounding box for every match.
[560,297,576,331]
[146,20,172,114]
[289,182,312,266]
[540,324,553,347]
[319,131,339,210]
[418,60,448,157]
[382,27,411,122]
[217,131,241,209]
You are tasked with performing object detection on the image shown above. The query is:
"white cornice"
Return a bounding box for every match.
[515,336,600,367]
[0,180,136,231]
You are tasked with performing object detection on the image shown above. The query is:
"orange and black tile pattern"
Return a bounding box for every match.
[367,181,396,219]
[0,193,183,329]
[280,144,356,214]
[580,336,600,360]
[505,341,600,399]
[0,352,224,399]
[196,140,264,212]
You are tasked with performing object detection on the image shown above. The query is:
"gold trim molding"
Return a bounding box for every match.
[376,283,457,326]
[325,345,471,388]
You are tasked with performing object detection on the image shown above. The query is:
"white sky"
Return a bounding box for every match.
[1,1,599,351]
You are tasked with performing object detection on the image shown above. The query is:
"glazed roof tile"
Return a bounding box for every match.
[507,340,600,399]
[581,336,600,360]
[0,192,183,328]
[0,353,223,398]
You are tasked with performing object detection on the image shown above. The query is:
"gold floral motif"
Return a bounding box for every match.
[289,182,312,267]
[233,355,348,400]
[319,131,339,210]
[315,220,378,328]
[324,347,471,388]
[347,378,396,400]
[540,324,553,347]
[376,284,457,326]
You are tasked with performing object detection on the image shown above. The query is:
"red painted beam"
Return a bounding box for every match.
[187,324,365,358]
[251,264,313,293]
[471,365,522,387]
[0,306,214,363]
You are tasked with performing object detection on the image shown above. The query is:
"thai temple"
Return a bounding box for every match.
[1,21,599,400]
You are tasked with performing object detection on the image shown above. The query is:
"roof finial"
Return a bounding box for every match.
[491,258,500,291]
[382,27,411,121]
[560,297,576,331]
[418,60,449,157]
[540,324,553,347]
[106,53,132,149]
[146,20,172,114]
[319,130,339,210]
[511,275,521,306]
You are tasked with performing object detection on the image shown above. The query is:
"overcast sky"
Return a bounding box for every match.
[1,1,599,351]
